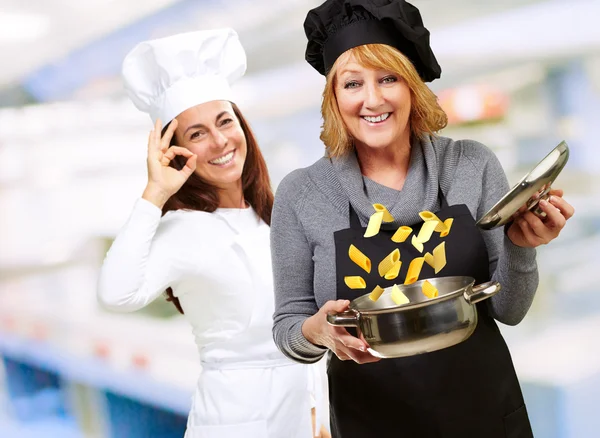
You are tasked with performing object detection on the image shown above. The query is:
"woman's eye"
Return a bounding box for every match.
[381,76,397,84]
[190,131,204,140]
[344,81,361,89]
[220,118,233,127]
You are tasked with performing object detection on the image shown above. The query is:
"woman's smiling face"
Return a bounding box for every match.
[335,52,412,152]
[174,100,247,189]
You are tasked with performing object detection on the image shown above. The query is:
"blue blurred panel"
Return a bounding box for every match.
[105,392,187,438]
[21,0,220,101]
[0,416,81,438]
[521,381,563,438]
[2,357,71,423]
[2,357,61,399]
[563,374,600,438]
[523,373,600,438]
[544,61,600,172]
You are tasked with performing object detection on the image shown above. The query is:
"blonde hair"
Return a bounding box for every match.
[321,44,447,157]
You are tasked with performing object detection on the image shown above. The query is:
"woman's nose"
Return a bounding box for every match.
[211,130,228,148]
[364,82,384,109]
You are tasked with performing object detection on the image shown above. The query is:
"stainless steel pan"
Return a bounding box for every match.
[327,276,500,358]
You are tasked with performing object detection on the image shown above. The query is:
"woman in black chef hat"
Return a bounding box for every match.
[270,1,575,437]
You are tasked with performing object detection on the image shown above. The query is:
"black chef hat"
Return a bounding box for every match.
[304,0,441,82]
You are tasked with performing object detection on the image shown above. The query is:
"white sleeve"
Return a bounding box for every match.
[97,198,179,312]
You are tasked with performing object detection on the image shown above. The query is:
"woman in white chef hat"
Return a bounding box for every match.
[97,28,325,438]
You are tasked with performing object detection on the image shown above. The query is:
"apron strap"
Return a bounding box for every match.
[348,183,448,228]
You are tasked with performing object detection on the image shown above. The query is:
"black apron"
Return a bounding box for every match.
[330,189,533,438]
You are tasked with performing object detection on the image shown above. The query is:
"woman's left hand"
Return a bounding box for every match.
[507,189,575,248]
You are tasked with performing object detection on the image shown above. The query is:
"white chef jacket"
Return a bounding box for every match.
[98,198,315,438]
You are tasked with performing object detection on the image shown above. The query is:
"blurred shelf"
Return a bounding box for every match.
[0,333,192,416]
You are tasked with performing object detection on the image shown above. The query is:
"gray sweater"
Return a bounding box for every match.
[271,134,539,364]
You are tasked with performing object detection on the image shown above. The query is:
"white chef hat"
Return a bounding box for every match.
[122,28,247,125]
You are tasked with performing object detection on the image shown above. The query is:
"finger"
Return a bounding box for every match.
[352,350,381,364]
[148,129,154,151]
[154,119,163,147]
[322,300,351,319]
[548,195,575,220]
[148,120,162,155]
[357,331,371,347]
[521,211,551,246]
[538,199,566,232]
[548,188,564,197]
[515,220,539,247]
[337,344,380,364]
[521,211,546,234]
[147,129,157,159]
[154,118,163,135]
[163,146,195,161]
[334,328,369,352]
[148,130,165,164]
[335,351,351,361]
[181,153,197,176]
[327,299,351,312]
[336,345,362,363]
[160,119,178,152]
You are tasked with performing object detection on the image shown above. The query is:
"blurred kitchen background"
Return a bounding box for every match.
[0,0,598,437]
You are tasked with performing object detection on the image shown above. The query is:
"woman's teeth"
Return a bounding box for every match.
[362,113,390,123]
[209,151,234,165]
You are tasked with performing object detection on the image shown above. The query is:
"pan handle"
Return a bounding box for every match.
[464,281,501,305]
[327,309,360,327]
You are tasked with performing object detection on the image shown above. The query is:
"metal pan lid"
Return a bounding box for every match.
[476,141,570,230]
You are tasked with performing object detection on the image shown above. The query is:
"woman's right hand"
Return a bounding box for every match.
[142,118,197,209]
[302,300,380,364]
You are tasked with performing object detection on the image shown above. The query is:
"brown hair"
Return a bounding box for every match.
[161,102,273,314]
[321,43,447,157]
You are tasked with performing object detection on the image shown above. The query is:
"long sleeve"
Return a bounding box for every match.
[476,150,539,326]
[97,198,178,312]
[271,171,328,364]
